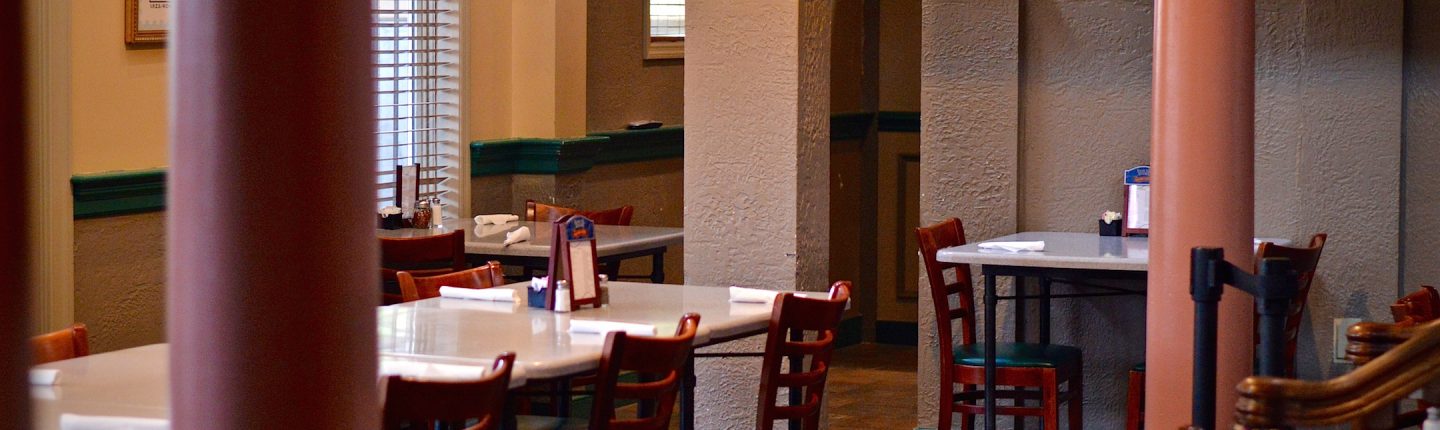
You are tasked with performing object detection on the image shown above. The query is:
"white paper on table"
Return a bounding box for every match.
[1127,184,1150,230]
[59,414,170,430]
[437,298,519,314]
[474,214,519,225]
[379,360,488,382]
[30,368,59,386]
[568,320,656,336]
[438,286,518,302]
[400,164,418,218]
[569,242,597,301]
[977,241,1046,253]
[729,286,780,304]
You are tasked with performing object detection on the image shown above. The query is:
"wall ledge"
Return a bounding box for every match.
[71,169,167,219]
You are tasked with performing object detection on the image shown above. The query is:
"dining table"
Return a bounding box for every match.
[32,282,788,430]
[936,231,1288,429]
[378,219,684,283]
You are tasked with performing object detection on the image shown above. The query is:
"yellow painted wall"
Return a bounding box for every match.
[69,0,168,174]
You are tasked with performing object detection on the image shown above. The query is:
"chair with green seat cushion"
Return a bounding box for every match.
[954,343,1083,368]
[918,218,1083,430]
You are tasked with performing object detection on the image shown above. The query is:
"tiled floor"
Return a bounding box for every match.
[826,343,919,429]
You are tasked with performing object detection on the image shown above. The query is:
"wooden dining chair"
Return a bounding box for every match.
[1126,233,1328,429]
[755,281,851,430]
[917,218,1083,430]
[1392,285,1440,326]
[382,352,516,430]
[380,230,467,305]
[518,313,700,430]
[525,200,635,226]
[396,261,506,303]
[31,323,89,365]
[523,199,639,281]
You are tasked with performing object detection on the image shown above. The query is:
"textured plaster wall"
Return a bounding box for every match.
[73,213,166,353]
[917,1,1018,428]
[586,0,684,131]
[685,0,832,428]
[1404,1,1440,290]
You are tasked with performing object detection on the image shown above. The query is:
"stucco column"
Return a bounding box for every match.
[685,0,832,428]
[168,2,377,428]
[1,0,31,427]
[1147,2,1255,428]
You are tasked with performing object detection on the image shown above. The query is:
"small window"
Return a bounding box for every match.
[646,0,684,60]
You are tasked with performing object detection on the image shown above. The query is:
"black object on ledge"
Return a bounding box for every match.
[1099,219,1123,236]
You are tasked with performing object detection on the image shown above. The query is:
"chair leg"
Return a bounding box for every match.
[1068,369,1084,430]
[1126,370,1143,430]
[1042,371,1060,430]
[939,383,953,430]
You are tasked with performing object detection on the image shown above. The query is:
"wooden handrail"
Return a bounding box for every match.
[1344,321,1418,366]
[1235,318,1440,428]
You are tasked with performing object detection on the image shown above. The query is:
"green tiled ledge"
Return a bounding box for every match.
[69,112,920,218]
[71,169,167,219]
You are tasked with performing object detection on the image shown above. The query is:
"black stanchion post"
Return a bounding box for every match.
[1190,247,1224,430]
[1254,258,1296,378]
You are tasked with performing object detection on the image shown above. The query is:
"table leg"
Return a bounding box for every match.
[1015,277,1027,343]
[1040,277,1052,345]
[651,248,667,284]
[984,272,998,430]
[680,355,696,430]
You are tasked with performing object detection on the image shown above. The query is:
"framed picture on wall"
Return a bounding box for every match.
[126,0,169,45]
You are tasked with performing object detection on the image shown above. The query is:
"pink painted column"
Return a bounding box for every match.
[168,2,377,428]
[0,0,30,428]
[1146,1,1256,429]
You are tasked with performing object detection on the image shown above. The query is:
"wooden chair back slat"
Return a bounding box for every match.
[1253,233,1327,377]
[589,313,700,430]
[382,352,515,430]
[380,230,467,304]
[756,282,851,430]
[31,323,89,365]
[1237,318,1440,428]
[525,199,635,226]
[396,261,506,303]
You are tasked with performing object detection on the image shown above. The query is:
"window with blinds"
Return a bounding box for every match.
[374,0,460,218]
[646,0,684,59]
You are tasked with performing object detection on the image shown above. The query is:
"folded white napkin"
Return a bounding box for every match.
[977,241,1045,252]
[30,368,59,386]
[503,226,531,246]
[729,286,780,304]
[379,360,488,382]
[60,414,170,430]
[439,286,518,302]
[474,214,519,225]
[568,320,657,336]
[437,299,519,314]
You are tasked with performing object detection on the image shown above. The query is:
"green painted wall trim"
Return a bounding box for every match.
[71,169,167,219]
[470,136,608,176]
[586,125,685,164]
[830,111,876,141]
[877,111,921,133]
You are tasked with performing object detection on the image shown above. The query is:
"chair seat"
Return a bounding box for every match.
[515,415,585,430]
[954,342,1082,368]
[1132,362,1145,372]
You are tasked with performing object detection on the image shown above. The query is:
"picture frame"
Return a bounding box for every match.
[126,0,170,45]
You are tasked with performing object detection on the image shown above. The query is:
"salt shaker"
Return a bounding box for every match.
[554,280,572,313]
[430,197,444,228]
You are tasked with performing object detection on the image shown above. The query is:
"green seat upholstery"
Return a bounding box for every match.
[1132,362,1145,372]
[954,342,1082,368]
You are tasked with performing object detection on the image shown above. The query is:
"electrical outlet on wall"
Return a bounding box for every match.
[1333,317,1362,363]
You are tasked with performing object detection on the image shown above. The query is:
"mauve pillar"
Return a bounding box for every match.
[1146,1,1255,429]
[0,0,30,428]
[168,2,377,428]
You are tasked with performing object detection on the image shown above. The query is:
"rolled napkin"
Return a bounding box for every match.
[503,226,531,246]
[379,360,487,382]
[729,286,780,304]
[439,286,518,302]
[474,214,520,225]
[568,320,657,336]
[30,368,59,386]
[59,414,169,430]
[977,241,1045,253]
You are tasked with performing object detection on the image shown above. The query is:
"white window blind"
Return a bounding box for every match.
[646,0,684,59]
[374,0,460,218]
